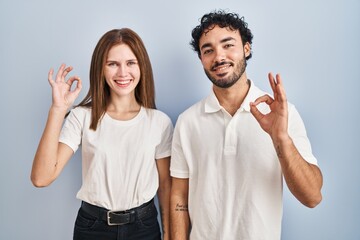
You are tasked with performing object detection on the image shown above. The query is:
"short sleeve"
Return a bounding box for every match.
[288,104,318,165]
[170,114,190,178]
[155,113,174,160]
[59,108,84,153]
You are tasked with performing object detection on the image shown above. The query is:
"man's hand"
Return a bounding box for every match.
[250,73,289,142]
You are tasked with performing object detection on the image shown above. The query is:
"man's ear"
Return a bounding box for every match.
[244,42,251,58]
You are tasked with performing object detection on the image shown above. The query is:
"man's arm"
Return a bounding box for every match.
[170,177,190,240]
[272,136,323,207]
[250,73,323,208]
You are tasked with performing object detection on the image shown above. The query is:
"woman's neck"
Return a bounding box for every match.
[106,95,141,121]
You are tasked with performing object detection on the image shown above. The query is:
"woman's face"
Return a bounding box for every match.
[104,44,141,99]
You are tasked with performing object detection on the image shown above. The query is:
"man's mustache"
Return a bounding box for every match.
[211,61,233,71]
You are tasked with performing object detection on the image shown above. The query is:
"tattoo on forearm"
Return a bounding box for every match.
[175,203,188,212]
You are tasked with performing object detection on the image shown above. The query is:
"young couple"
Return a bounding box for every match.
[31,9,322,240]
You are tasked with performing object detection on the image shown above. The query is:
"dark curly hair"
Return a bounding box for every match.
[190,10,253,60]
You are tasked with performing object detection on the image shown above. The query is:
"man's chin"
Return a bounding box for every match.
[211,79,233,88]
[215,72,229,78]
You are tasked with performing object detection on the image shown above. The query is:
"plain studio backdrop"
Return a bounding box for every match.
[0,0,359,239]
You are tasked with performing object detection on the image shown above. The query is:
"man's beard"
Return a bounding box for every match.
[204,56,246,88]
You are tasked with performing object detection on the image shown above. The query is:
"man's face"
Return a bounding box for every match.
[199,25,250,88]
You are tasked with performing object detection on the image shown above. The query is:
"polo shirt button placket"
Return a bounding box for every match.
[224,118,236,155]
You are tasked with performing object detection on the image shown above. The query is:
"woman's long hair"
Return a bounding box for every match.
[76,28,156,130]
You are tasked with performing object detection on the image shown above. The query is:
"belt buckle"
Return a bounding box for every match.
[107,211,127,226]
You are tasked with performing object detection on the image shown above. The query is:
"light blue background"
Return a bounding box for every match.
[1,0,359,239]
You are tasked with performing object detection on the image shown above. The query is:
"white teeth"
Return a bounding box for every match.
[115,80,131,85]
[213,64,231,72]
[216,65,229,71]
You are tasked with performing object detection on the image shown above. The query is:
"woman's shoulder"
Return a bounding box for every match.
[68,106,91,119]
[144,108,172,124]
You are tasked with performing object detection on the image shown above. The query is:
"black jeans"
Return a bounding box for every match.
[73,201,161,240]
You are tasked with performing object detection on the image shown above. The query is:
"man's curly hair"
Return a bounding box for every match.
[190,10,253,60]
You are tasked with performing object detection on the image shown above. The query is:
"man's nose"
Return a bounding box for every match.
[214,48,226,63]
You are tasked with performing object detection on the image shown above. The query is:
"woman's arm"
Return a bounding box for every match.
[31,64,82,187]
[156,157,171,240]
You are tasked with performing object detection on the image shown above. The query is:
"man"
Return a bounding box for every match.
[170,10,323,240]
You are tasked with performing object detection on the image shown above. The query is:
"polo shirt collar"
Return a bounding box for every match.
[204,91,221,113]
[204,80,264,113]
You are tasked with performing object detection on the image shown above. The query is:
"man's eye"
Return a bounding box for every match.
[203,49,212,55]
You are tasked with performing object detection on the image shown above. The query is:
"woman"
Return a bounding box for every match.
[31,28,172,240]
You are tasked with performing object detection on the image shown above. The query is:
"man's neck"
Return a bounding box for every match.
[213,76,250,116]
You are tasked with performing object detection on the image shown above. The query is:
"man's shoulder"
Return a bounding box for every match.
[179,97,206,118]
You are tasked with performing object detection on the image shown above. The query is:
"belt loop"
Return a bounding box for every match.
[82,201,102,219]
[130,210,136,223]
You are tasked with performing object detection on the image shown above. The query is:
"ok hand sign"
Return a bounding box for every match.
[48,63,82,110]
[250,73,289,142]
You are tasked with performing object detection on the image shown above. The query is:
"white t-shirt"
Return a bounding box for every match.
[170,81,317,240]
[59,106,173,211]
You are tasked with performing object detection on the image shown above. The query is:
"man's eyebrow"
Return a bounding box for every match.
[200,37,236,50]
[220,37,236,43]
[200,43,212,50]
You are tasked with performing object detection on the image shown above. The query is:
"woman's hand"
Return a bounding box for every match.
[48,63,82,110]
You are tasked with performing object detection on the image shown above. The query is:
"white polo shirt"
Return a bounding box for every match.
[170,81,317,240]
[59,106,173,211]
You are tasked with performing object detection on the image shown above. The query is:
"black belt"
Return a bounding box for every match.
[81,199,156,226]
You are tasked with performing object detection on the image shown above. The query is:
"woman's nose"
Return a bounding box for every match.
[116,64,127,76]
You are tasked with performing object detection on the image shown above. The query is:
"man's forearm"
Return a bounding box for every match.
[170,194,190,239]
[274,135,323,207]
